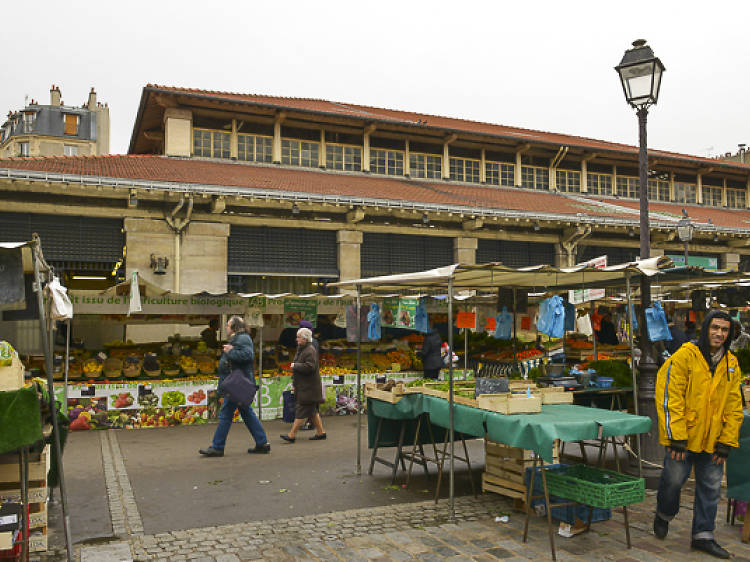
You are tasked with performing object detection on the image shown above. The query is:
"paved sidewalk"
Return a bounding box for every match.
[33,486,750,561]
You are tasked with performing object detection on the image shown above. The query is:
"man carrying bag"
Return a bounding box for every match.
[200,316,270,457]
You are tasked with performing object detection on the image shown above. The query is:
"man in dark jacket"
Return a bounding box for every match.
[420,328,443,379]
[200,316,270,457]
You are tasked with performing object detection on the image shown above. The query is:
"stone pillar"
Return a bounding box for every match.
[721,252,740,271]
[554,243,566,268]
[163,108,192,157]
[337,230,363,282]
[124,218,229,294]
[454,237,477,265]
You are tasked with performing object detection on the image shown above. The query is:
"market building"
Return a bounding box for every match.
[0,85,110,158]
[1,84,750,298]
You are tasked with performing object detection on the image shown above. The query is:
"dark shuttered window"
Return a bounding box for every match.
[361,233,453,277]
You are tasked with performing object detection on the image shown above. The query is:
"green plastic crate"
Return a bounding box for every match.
[544,464,645,508]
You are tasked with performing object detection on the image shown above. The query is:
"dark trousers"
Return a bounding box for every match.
[423,368,440,380]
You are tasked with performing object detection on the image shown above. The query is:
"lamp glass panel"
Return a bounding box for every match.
[621,61,655,102]
[652,67,663,101]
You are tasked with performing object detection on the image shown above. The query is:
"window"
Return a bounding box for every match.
[521,166,549,190]
[702,186,722,207]
[237,134,272,163]
[556,170,581,193]
[64,114,79,136]
[22,112,35,133]
[674,183,697,204]
[19,142,29,157]
[326,144,362,171]
[63,145,78,156]
[648,179,670,201]
[587,173,613,196]
[192,129,230,159]
[449,157,480,183]
[370,148,404,175]
[485,162,515,186]
[726,188,746,209]
[281,139,319,168]
[409,153,442,179]
[616,176,639,198]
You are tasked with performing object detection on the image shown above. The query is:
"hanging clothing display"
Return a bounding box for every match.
[414,298,429,334]
[494,306,513,340]
[367,303,381,341]
[538,296,565,338]
[563,301,576,332]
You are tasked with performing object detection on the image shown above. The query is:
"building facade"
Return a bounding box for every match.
[0,86,109,158]
[1,84,750,295]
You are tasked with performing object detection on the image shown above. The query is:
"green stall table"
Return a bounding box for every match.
[726,413,750,543]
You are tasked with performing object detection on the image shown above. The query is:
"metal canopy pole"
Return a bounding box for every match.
[258,325,263,421]
[625,274,643,477]
[448,278,455,522]
[356,287,362,475]
[63,319,70,407]
[31,238,73,562]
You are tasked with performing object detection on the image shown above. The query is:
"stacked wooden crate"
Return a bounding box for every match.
[0,445,50,553]
[482,439,559,503]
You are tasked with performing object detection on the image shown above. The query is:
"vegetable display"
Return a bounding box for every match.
[161,390,186,407]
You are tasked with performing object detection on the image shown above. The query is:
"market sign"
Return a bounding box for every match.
[568,288,606,305]
[69,291,248,315]
[667,255,718,271]
[396,297,418,329]
[283,298,318,328]
[381,297,399,327]
[456,311,476,329]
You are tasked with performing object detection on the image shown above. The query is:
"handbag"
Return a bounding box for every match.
[220,367,257,407]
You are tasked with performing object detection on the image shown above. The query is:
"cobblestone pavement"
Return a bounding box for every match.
[32,486,750,561]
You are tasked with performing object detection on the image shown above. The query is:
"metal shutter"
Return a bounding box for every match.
[578,245,639,266]
[0,212,123,265]
[361,233,453,276]
[477,239,556,267]
[228,226,338,276]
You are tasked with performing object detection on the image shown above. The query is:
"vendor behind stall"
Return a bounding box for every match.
[200,318,221,350]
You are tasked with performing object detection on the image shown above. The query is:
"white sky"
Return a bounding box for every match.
[3,1,749,159]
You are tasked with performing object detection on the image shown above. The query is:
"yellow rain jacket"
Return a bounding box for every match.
[655,342,744,452]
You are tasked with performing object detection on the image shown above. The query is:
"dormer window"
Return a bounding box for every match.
[64,113,79,136]
[22,112,35,133]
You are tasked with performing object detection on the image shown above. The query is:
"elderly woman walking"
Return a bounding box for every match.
[280,327,326,442]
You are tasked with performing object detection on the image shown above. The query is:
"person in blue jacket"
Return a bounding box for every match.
[200,316,270,457]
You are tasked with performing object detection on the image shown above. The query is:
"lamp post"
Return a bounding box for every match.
[616,39,665,477]
[676,210,694,267]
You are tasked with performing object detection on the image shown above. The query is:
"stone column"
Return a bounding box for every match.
[163,108,192,157]
[721,252,740,271]
[337,230,363,282]
[124,218,229,294]
[454,237,477,265]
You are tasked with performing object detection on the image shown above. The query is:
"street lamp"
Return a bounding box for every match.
[616,39,665,477]
[676,209,694,267]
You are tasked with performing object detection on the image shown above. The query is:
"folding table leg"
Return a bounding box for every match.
[522,453,536,543]
[392,421,407,484]
[538,458,557,561]
[368,417,384,475]
[461,436,477,498]
[623,505,631,548]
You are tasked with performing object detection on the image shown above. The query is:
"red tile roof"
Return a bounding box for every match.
[142,85,750,172]
[1,154,748,230]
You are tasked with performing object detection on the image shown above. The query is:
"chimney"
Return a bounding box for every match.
[87,88,97,110]
[50,85,61,106]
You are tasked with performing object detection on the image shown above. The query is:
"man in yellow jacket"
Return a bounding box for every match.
[653,309,744,559]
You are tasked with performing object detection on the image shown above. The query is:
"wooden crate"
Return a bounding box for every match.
[540,388,574,404]
[0,445,50,484]
[508,381,537,391]
[28,502,47,530]
[0,356,25,392]
[29,527,47,553]
[477,393,541,414]
[364,383,403,404]
[743,385,749,404]
[0,485,47,504]
[481,473,526,499]
[486,440,559,462]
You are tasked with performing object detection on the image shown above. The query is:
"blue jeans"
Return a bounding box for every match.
[656,450,724,540]
[211,397,267,450]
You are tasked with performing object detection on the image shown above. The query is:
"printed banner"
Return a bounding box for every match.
[396,298,418,329]
[381,298,399,327]
[283,298,318,328]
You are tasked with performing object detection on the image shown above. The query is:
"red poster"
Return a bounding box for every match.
[456,312,476,329]
[485,317,497,331]
[520,316,531,330]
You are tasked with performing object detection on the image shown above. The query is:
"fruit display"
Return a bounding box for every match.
[103,357,123,378]
[143,353,161,377]
[123,355,143,378]
[67,358,83,380]
[180,356,197,375]
[82,358,103,377]
[195,355,216,374]
[138,393,159,407]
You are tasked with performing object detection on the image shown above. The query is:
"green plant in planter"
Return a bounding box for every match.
[587,360,632,388]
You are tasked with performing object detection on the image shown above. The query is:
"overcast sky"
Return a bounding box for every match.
[4,1,749,159]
